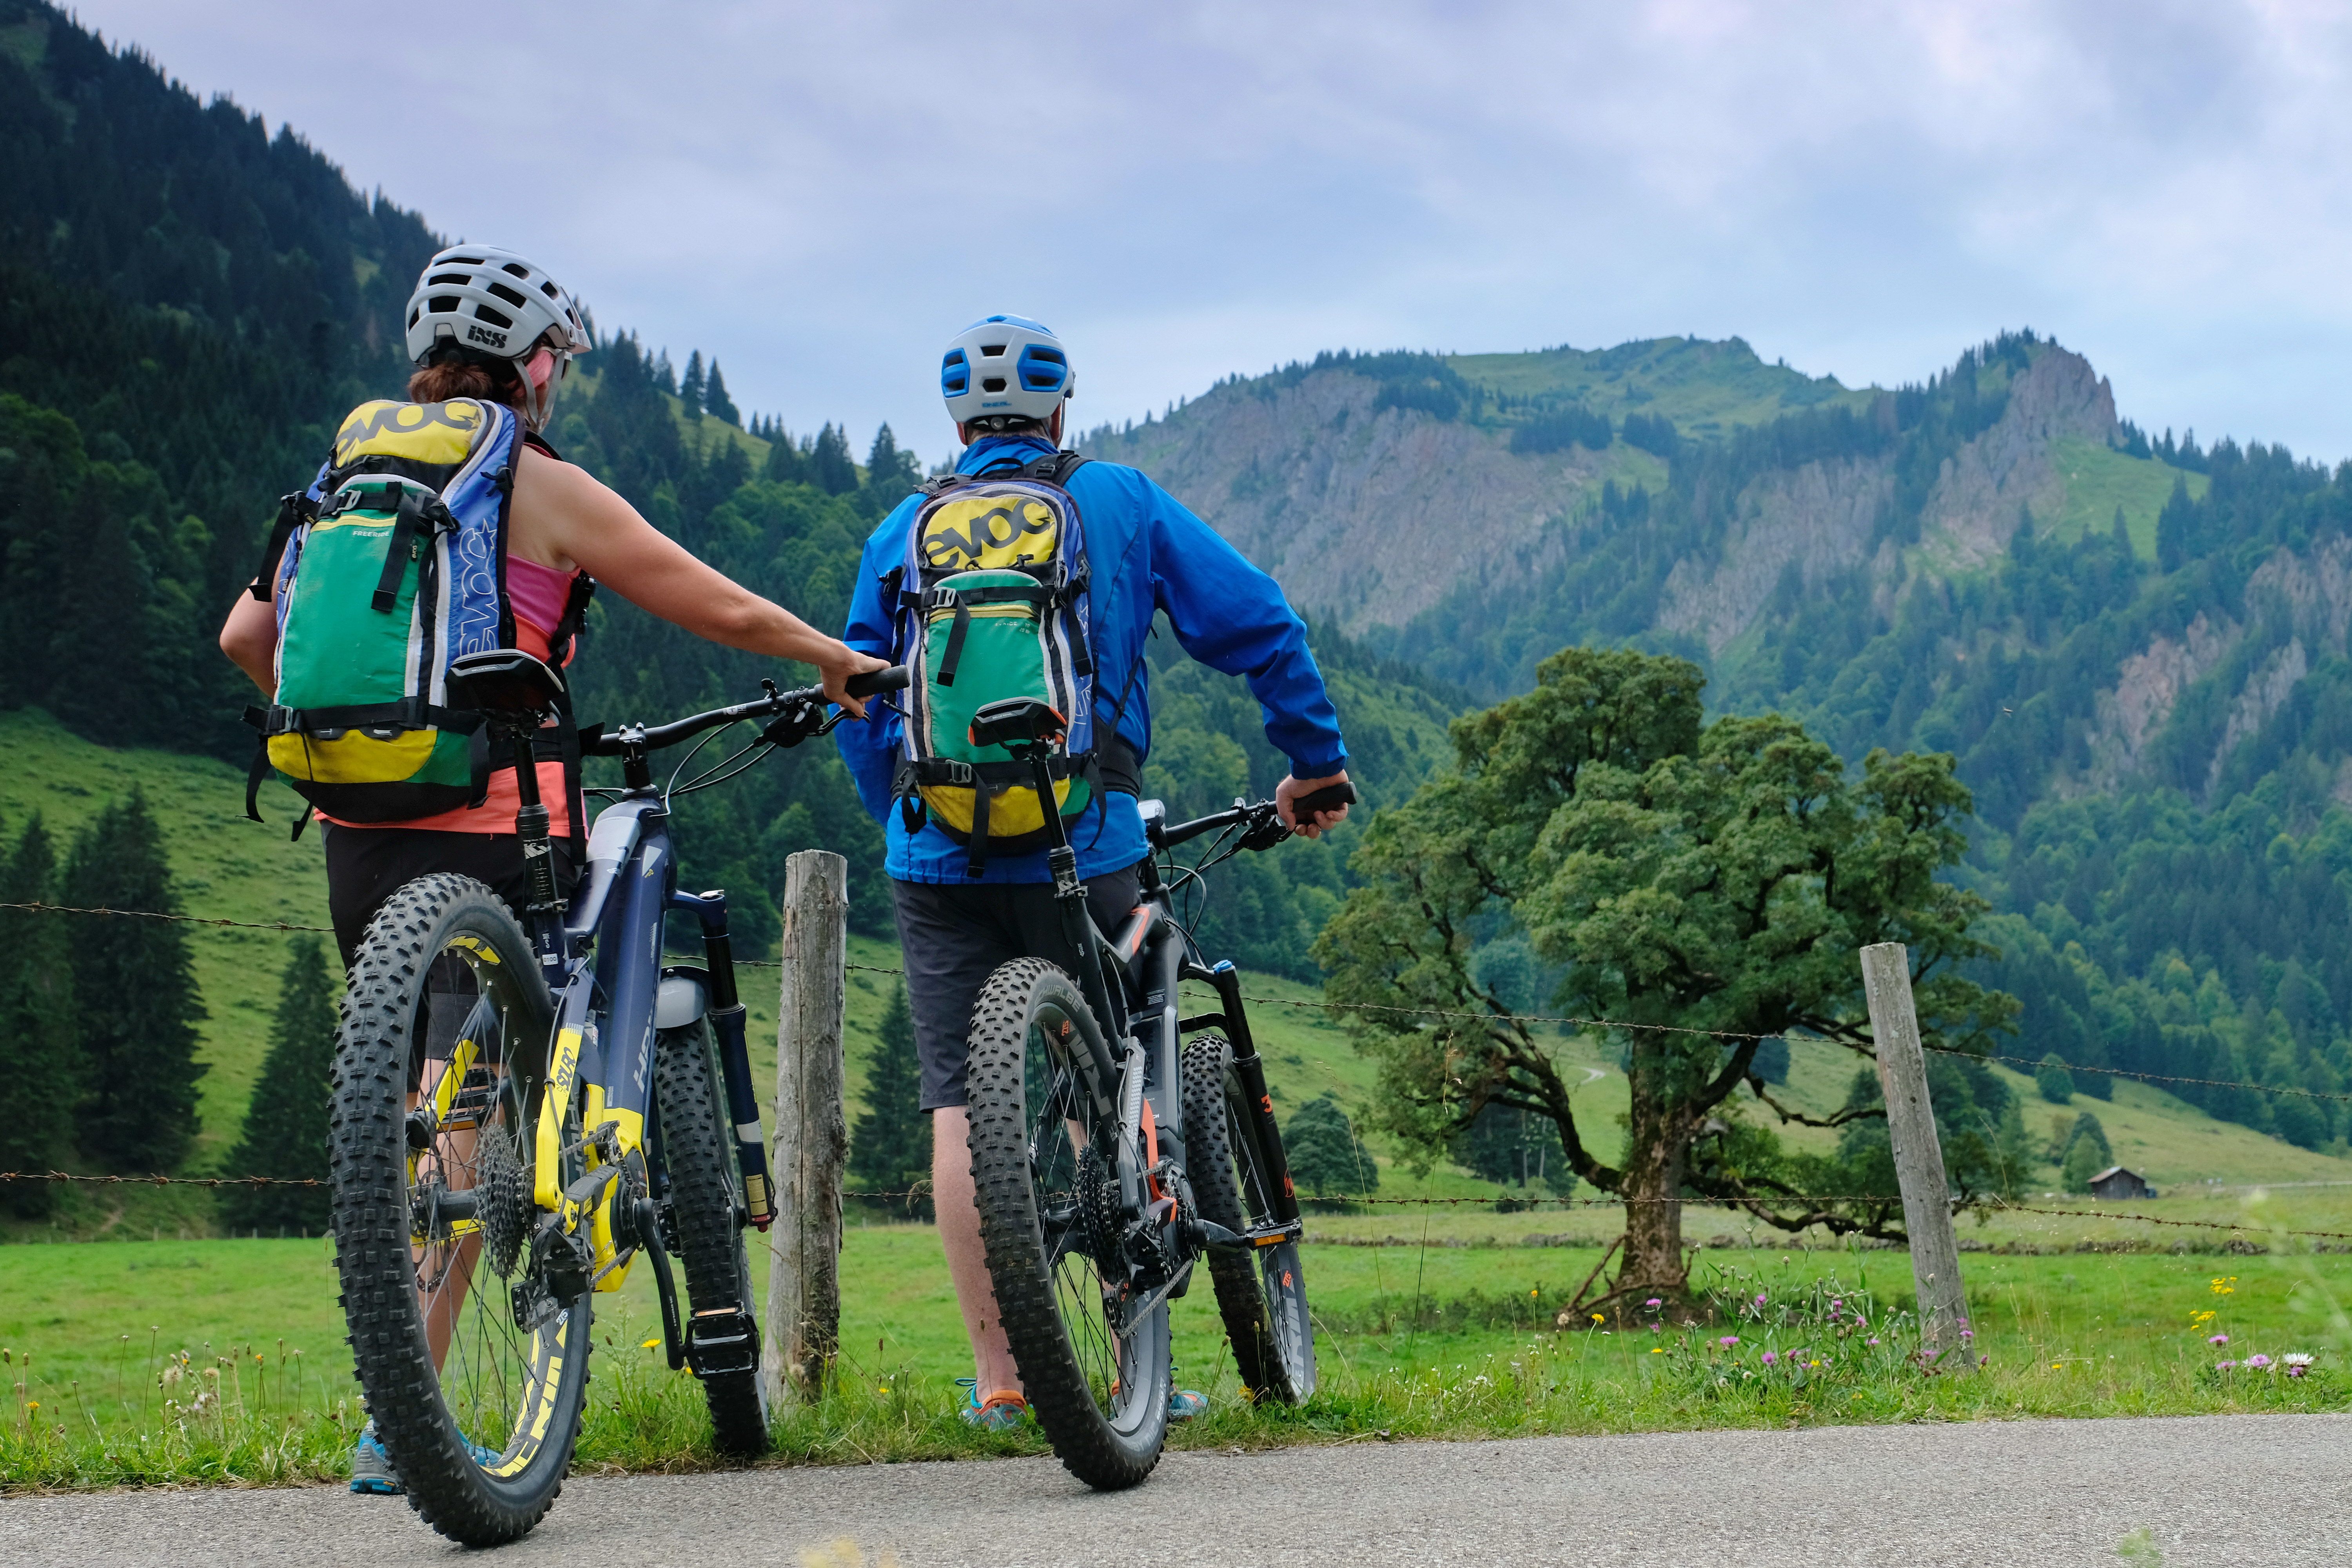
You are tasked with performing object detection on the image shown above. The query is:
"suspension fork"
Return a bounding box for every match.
[1189,958,1300,1228]
[670,887,775,1230]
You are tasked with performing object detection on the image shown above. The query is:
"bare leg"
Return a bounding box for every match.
[931,1105,1022,1400]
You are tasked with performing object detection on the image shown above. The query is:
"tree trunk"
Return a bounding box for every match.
[1615,1080,1689,1307]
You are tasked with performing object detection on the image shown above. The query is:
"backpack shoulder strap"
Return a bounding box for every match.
[1024,450,1088,486]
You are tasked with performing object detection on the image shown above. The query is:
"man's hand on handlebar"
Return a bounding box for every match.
[820,643,894,719]
[1276,770,1354,839]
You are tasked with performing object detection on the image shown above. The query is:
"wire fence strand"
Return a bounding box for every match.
[7,903,2343,1105]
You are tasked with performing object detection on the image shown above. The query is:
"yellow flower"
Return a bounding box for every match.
[640,1338,661,1350]
[1650,1347,1663,1354]
[1590,1312,1604,1323]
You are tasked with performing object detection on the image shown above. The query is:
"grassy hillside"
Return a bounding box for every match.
[1448,336,1870,438]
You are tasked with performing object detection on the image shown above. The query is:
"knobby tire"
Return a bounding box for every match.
[328,874,587,1547]
[965,958,1169,1490]
[1181,1035,1316,1403]
[652,1020,770,1456]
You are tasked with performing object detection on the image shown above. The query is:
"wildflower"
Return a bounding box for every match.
[1719,1336,1739,1347]
[1650,1348,1663,1354]
[1761,1351,1778,1366]
[2209,1334,2229,1346]
[2246,1354,2272,1370]
[1590,1313,1604,1323]
[1645,1298,1662,1308]
[2215,1360,2238,1372]
[1960,1327,1974,1342]
[640,1338,661,1351]
[1868,1338,1881,1347]
[2283,1353,2314,1367]
[1754,1293,1766,1306]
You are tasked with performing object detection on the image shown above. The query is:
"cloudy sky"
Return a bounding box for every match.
[76,0,2352,466]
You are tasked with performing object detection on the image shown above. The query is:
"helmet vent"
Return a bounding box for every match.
[501,262,531,278]
[427,272,472,286]
[428,295,461,314]
[486,281,528,308]
[982,377,1007,393]
[980,344,1007,357]
[473,304,515,328]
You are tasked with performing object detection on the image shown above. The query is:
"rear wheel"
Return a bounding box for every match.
[329,874,586,1547]
[1181,1034,1316,1404]
[652,1019,770,1457]
[965,958,1169,1490]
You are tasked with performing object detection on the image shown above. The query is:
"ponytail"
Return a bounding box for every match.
[407,350,527,410]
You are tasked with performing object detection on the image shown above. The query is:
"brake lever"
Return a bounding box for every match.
[759,697,829,749]
[1238,803,1290,853]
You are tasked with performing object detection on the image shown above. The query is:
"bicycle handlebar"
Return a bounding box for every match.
[1152,782,1356,852]
[583,665,909,758]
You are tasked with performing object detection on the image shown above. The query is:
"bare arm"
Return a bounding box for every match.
[512,446,885,709]
[220,588,278,695]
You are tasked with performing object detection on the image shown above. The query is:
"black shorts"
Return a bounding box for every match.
[321,824,579,1093]
[887,865,1143,1111]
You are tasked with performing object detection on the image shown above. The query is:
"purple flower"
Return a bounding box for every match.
[1960,1327,1974,1341]
[1867,1338,1881,1347]
[2288,1363,2309,1379]
[1854,1316,1869,1329]
[2216,1360,2238,1372]
[2209,1333,2229,1345]
[1645,1298,1662,1309]
[1755,1293,1767,1306]
[1761,1350,1777,1366]
[1719,1336,1739,1347]
[1830,1298,1844,1311]
[2247,1354,2273,1370]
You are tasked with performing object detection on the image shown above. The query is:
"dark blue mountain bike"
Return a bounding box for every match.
[327,650,905,1546]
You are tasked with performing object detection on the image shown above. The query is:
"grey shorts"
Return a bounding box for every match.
[887,864,1143,1111]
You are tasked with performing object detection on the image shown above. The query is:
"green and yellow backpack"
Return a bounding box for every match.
[244,398,587,829]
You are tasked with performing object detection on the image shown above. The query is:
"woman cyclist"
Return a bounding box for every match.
[215,244,883,1491]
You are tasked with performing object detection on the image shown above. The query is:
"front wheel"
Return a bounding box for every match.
[965,957,1169,1490]
[329,874,587,1547]
[1181,1035,1316,1404]
[652,1019,770,1457]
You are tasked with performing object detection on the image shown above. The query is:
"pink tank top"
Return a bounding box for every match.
[320,554,589,837]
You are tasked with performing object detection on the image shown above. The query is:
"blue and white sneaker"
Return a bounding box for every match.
[349,1419,400,1495]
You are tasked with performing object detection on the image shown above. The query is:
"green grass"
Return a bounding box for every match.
[2047,439,2210,559]
[9,1216,2352,1490]
[1446,338,1871,436]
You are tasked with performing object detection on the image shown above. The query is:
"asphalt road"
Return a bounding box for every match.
[2,1414,2335,1567]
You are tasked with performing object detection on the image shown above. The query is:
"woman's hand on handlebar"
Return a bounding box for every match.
[1277,769,1355,839]
[820,643,892,719]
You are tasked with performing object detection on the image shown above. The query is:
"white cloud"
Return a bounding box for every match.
[71,0,2352,463]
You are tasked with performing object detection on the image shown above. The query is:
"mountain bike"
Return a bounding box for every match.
[327,650,906,1546]
[961,695,1354,1489]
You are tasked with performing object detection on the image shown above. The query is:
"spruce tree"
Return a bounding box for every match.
[1284,1095,1376,1199]
[0,816,82,1216]
[220,936,338,1235]
[848,983,932,1220]
[762,426,809,486]
[702,360,740,426]
[679,350,706,417]
[810,423,858,495]
[863,424,918,498]
[66,790,206,1172]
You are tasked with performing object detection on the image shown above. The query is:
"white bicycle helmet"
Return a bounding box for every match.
[941,314,1073,432]
[403,245,591,427]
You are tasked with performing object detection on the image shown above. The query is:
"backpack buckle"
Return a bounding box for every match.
[931,759,975,787]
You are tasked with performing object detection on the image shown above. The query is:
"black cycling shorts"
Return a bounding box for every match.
[887,864,1143,1111]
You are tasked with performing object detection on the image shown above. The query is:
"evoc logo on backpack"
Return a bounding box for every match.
[920,495,1059,572]
[890,452,1100,874]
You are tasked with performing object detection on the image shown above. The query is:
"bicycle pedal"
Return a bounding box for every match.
[683,1307,759,1379]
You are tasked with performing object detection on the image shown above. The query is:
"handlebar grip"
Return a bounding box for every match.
[846,664,911,700]
[1290,782,1357,827]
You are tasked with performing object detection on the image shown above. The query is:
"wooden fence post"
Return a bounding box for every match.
[761,849,848,1409]
[1859,941,1973,1373]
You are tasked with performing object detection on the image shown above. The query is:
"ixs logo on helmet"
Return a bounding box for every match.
[466,322,510,349]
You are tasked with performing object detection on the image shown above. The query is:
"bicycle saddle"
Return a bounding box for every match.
[967,697,1066,755]
[446,649,567,724]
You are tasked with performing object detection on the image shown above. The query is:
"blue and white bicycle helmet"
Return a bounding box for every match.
[941,314,1074,431]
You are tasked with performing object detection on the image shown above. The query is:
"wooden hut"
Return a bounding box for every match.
[2088,1165,2156,1200]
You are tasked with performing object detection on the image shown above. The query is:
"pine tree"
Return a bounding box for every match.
[703,360,740,426]
[66,790,207,1172]
[219,936,338,1235]
[0,816,82,1216]
[848,983,932,1219]
[811,423,858,495]
[863,423,918,499]
[762,426,809,486]
[679,350,705,417]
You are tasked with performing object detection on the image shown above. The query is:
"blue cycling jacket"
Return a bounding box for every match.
[836,433,1348,885]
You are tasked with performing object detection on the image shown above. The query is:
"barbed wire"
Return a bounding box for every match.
[8,904,2343,1107]
[0,1171,323,1188]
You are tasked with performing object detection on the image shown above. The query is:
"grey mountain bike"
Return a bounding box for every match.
[327,650,906,1545]
[961,695,1352,1488]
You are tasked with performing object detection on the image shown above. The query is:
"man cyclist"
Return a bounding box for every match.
[217,245,881,1491]
[835,315,1351,1429]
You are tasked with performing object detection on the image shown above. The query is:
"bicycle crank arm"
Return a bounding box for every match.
[635,1197,688,1372]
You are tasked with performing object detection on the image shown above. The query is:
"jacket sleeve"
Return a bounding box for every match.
[833,508,909,823]
[1142,477,1348,777]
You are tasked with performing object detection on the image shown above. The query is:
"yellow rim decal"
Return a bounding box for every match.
[445,933,504,965]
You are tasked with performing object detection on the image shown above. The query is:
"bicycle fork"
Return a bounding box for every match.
[669,887,777,1230]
